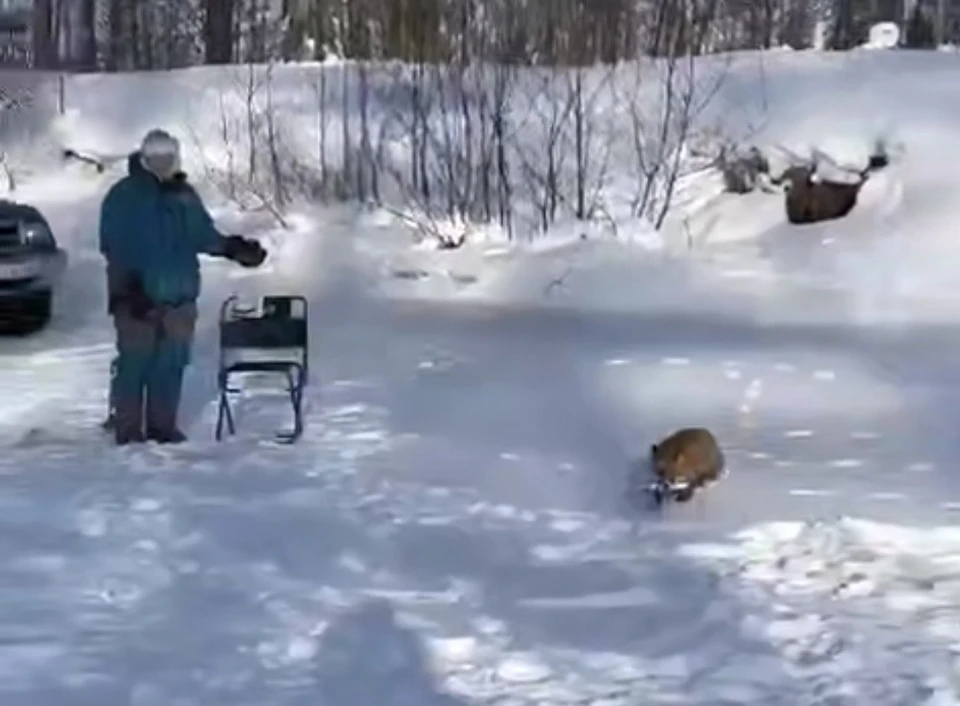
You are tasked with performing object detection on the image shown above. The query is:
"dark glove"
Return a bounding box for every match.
[222,235,267,268]
[120,272,154,320]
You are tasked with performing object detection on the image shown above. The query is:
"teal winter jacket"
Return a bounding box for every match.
[99,152,225,307]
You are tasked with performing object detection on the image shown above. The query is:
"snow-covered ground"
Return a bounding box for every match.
[2,49,960,704]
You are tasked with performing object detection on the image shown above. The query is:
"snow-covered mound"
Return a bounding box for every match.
[684,518,960,703]
[680,50,960,324]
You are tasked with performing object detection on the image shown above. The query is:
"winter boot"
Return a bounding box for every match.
[145,399,186,444]
[116,428,146,445]
[144,360,188,444]
[113,396,145,446]
[146,426,187,444]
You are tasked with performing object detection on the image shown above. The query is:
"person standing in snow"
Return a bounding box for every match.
[99,128,267,445]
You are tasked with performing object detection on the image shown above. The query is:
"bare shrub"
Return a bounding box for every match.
[0,70,61,191]
[189,61,299,227]
[613,51,731,233]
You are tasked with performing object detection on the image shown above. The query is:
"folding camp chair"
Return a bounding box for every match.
[214,294,309,443]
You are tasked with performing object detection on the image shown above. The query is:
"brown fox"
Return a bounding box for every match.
[650,427,725,502]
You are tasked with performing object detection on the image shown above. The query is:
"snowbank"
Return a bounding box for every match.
[683,518,960,702]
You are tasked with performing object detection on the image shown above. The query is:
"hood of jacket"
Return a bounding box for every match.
[126,150,188,185]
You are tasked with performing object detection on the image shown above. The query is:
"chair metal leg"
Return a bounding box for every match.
[291,376,304,438]
[215,392,229,440]
[215,364,307,443]
[275,368,305,443]
[215,400,223,441]
[214,372,237,441]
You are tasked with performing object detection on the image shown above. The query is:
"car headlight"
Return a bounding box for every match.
[20,220,55,249]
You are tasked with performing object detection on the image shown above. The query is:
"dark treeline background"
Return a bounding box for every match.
[25,0,946,72]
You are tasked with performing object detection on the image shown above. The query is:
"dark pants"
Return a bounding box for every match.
[112,302,197,440]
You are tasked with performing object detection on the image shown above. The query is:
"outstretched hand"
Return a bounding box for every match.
[223,235,267,268]
[122,272,155,320]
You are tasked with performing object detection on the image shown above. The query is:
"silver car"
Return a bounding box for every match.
[0,199,67,332]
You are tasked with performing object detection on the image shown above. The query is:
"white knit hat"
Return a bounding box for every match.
[139,128,181,179]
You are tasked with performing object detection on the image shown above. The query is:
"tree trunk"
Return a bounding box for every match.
[204,0,234,64]
[105,0,122,70]
[77,0,98,70]
[31,0,55,68]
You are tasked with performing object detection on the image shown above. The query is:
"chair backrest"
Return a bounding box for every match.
[219,295,308,350]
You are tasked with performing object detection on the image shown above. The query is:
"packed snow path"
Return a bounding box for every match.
[2,216,960,704]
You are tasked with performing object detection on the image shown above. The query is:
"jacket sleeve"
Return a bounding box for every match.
[181,185,227,256]
[98,182,126,262]
[100,182,142,313]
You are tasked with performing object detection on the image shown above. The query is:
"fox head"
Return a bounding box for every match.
[651,443,690,484]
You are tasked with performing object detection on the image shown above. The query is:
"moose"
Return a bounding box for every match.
[717,144,771,195]
[770,148,889,225]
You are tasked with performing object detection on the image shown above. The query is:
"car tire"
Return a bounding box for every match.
[0,290,52,334]
[16,290,52,334]
[29,290,53,330]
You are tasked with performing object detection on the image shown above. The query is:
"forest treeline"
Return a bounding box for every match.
[29,0,940,72]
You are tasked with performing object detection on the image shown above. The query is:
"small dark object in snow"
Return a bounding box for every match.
[449,272,477,285]
[393,269,430,280]
[867,152,888,170]
[63,148,106,172]
[647,478,696,505]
